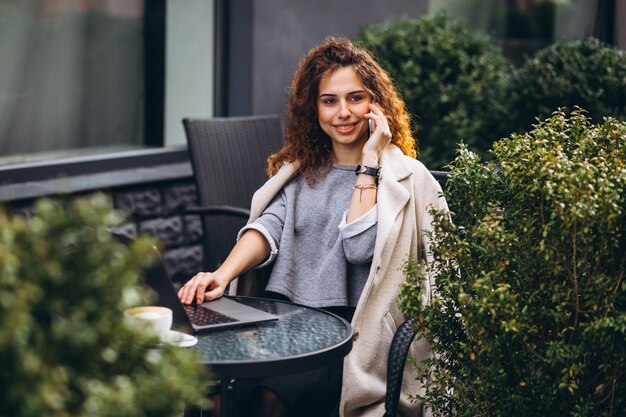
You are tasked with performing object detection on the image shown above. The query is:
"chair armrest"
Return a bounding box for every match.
[384,317,418,417]
[184,205,251,219]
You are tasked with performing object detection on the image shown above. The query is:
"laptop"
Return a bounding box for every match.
[141,256,279,333]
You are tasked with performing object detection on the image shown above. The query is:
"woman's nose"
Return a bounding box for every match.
[338,101,351,118]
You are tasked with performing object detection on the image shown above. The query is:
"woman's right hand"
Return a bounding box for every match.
[177,271,229,305]
[177,229,271,305]
[362,102,392,165]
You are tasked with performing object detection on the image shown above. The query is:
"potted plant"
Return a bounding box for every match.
[0,194,210,417]
[400,109,626,416]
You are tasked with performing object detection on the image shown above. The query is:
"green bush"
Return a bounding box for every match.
[510,38,626,133]
[0,194,210,417]
[355,13,512,169]
[400,109,626,416]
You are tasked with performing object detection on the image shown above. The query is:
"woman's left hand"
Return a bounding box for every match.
[362,103,391,166]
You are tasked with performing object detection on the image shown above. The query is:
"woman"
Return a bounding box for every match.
[178,37,447,417]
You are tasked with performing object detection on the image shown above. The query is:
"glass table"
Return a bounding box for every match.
[189,296,354,416]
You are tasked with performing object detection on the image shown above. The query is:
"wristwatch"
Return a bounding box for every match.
[355,165,382,184]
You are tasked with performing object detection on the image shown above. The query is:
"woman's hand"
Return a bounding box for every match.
[177,271,228,305]
[362,102,392,166]
[177,229,271,305]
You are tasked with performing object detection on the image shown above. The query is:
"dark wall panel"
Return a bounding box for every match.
[251,0,428,116]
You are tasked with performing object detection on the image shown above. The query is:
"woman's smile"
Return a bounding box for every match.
[333,122,359,134]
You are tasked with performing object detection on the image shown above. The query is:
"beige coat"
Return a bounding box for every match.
[245,144,447,417]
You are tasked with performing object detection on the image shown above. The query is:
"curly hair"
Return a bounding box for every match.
[267,37,416,183]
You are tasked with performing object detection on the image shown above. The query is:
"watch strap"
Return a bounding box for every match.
[355,165,381,183]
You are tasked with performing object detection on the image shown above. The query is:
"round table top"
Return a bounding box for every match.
[191,296,354,378]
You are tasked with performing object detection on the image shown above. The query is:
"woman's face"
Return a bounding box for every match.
[317,66,372,154]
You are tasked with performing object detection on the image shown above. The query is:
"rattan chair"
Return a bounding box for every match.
[383,317,419,417]
[182,115,283,296]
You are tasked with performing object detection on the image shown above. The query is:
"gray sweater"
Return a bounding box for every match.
[238,164,378,308]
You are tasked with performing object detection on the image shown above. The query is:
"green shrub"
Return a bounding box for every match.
[355,13,512,169]
[510,38,626,133]
[0,194,210,417]
[400,109,626,416]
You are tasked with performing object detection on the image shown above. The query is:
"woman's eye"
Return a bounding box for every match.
[322,98,336,105]
[349,95,363,102]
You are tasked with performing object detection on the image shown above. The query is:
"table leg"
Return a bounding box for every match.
[220,378,237,417]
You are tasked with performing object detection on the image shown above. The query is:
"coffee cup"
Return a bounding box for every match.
[123,306,173,340]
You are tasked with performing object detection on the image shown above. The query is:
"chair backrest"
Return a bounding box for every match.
[182,115,283,292]
[183,115,284,209]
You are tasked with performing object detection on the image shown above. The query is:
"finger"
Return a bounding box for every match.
[181,275,202,304]
[365,112,377,131]
[366,114,390,142]
[365,110,384,128]
[178,279,192,303]
[195,278,210,304]
[368,104,391,133]
[369,102,384,117]
[184,282,198,304]
[205,285,225,301]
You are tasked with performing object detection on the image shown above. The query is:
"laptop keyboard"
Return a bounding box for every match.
[183,304,238,326]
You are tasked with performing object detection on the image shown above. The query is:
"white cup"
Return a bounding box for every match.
[124,306,173,340]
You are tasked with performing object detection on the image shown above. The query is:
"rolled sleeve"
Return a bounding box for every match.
[338,205,378,265]
[236,191,286,269]
[237,223,278,269]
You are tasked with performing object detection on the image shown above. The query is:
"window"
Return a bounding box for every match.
[165,0,215,146]
[0,0,215,166]
[429,0,623,64]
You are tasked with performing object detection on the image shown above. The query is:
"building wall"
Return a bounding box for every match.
[111,177,203,284]
[4,161,203,286]
[246,0,429,116]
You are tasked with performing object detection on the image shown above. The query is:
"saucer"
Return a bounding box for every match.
[163,330,198,347]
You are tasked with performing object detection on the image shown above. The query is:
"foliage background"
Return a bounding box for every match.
[399,110,626,416]
[355,13,512,169]
[509,38,626,134]
[356,14,626,171]
[0,195,210,417]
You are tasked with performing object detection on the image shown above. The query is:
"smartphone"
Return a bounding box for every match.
[368,119,374,137]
